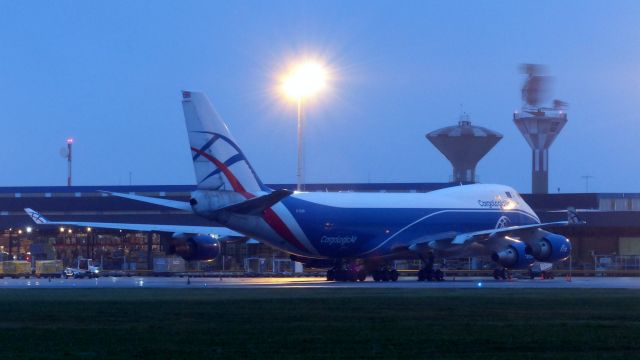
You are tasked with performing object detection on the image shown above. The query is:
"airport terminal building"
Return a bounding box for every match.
[1,183,640,273]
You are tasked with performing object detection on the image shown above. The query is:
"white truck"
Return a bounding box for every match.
[64,258,101,279]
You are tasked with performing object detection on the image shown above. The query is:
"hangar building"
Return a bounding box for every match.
[1,183,639,273]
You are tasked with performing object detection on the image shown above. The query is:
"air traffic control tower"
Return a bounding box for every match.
[427,115,502,183]
[514,64,568,194]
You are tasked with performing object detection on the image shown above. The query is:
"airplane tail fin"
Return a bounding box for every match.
[181,91,268,194]
[25,208,49,225]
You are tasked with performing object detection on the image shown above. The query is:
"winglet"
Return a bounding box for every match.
[24,208,49,225]
[567,207,585,225]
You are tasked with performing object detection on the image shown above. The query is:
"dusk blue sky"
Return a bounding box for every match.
[0,1,638,193]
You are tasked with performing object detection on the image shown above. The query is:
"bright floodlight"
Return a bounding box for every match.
[282,61,327,100]
[26,226,32,233]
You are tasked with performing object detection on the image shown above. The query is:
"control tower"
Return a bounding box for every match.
[427,115,502,183]
[514,64,568,194]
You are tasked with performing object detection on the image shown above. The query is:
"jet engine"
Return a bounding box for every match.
[525,232,571,262]
[168,234,221,261]
[491,241,534,269]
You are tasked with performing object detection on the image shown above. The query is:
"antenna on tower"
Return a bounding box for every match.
[60,138,73,186]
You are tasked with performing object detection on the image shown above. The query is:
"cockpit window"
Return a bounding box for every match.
[505,191,513,198]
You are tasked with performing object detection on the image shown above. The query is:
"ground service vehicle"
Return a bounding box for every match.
[63,258,100,279]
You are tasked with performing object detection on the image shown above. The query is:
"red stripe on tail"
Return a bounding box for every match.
[191,146,308,252]
[190,147,249,195]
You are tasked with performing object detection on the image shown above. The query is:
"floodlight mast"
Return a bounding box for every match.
[281,61,327,191]
[296,98,304,191]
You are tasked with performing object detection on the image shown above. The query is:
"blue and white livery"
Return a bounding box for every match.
[26,91,576,281]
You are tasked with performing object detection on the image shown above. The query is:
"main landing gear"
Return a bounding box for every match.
[371,266,399,282]
[326,265,367,282]
[417,267,444,281]
[325,263,398,282]
[493,268,510,280]
[418,251,444,281]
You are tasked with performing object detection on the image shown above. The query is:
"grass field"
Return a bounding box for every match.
[0,288,638,359]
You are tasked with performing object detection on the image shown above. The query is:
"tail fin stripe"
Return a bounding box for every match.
[262,208,309,252]
[192,134,220,161]
[191,148,307,251]
[193,131,243,155]
[193,131,268,191]
[199,154,245,184]
[191,147,249,194]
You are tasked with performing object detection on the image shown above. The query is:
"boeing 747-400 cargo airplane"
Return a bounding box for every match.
[26,91,578,281]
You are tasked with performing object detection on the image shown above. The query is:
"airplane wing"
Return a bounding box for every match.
[411,208,583,248]
[450,221,567,245]
[99,191,193,212]
[24,208,242,237]
[449,207,583,245]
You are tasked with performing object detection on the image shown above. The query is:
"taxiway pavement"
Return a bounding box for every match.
[0,276,638,289]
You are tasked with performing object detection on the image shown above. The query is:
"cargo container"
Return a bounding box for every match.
[0,261,32,279]
[153,256,186,276]
[35,260,63,278]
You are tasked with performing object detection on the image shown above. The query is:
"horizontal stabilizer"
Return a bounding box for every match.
[215,189,292,215]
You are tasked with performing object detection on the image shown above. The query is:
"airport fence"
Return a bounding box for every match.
[594,255,640,271]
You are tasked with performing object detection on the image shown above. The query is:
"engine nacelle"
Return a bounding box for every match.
[525,232,571,262]
[491,241,534,269]
[169,234,221,261]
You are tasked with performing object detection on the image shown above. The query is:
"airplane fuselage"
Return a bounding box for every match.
[196,183,540,260]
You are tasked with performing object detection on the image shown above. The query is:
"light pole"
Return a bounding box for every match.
[66,138,73,186]
[16,229,22,259]
[8,228,13,258]
[87,227,92,259]
[581,175,594,193]
[296,98,304,191]
[282,61,328,191]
